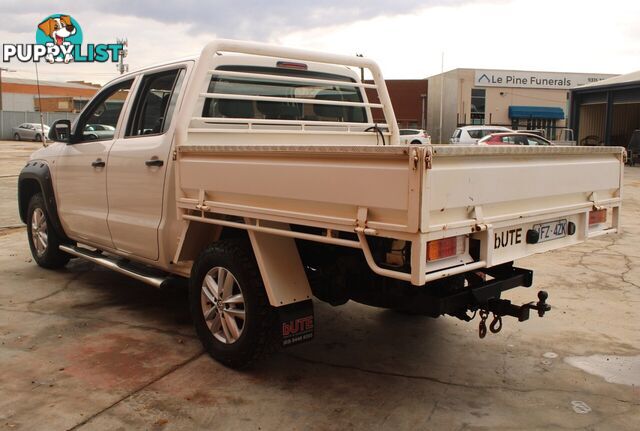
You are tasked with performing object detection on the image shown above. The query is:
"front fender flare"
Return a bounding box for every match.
[18,160,69,242]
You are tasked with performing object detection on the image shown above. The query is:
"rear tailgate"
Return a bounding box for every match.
[424,145,624,268]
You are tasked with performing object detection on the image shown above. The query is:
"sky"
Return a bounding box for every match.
[1,0,639,85]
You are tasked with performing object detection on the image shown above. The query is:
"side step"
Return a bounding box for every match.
[59,244,169,288]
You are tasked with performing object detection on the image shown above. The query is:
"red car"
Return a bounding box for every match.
[478,132,552,146]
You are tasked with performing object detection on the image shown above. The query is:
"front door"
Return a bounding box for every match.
[106,67,185,260]
[55,79,134,248]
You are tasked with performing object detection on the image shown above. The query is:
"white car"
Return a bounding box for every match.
[450,125,513,145]
[12,123,50,142]
[399,129,431,145]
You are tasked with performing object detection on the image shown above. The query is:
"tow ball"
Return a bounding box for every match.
[477,291,551,339]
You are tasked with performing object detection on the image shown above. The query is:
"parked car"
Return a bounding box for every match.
[12,123,50,142]
[449,125,513,144]
[399,129,431,145]
[478,132,552,146]
[84,124,116,140]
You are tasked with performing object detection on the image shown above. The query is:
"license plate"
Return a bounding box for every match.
[533,219,567,243]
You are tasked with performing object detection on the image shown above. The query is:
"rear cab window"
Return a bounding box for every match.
[126,68,185,137]
[202,66,366,123]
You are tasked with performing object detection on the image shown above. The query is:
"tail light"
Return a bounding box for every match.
[427,236,466,261]
[589,209,607,226]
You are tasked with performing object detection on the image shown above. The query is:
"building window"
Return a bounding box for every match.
[471,88,486,125]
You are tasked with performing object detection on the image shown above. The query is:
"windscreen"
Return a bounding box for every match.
[203,66,366,123]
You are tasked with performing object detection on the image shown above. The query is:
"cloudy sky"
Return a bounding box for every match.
[1,0,639,84]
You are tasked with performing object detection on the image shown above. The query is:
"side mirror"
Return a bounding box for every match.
[49,119,72,143]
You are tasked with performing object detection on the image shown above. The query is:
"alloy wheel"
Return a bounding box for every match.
[200,267,246,344]
[31,207,48,256]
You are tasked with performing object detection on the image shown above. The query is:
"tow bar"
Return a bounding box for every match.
[477,291,551,338]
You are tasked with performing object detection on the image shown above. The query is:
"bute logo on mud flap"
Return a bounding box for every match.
[278,300,314,347]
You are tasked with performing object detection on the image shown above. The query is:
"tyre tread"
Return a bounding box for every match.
[190,238,277,369]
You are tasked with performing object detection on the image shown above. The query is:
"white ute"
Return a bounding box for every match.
[18,40,624,368]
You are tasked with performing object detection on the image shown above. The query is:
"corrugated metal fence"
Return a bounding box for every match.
[0,111,79,140]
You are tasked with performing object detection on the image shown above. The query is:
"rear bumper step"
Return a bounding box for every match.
[59,244,169,288]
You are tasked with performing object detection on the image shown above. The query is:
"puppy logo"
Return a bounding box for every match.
[35,14,83,63]
[38,16,76,46]
[2,14,123,64]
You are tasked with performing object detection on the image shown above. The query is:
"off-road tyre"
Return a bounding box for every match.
[189,239,277,369]
[26,193,70,269]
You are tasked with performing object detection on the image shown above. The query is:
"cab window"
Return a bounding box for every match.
[126,68,185,137]
[75,79,133,143]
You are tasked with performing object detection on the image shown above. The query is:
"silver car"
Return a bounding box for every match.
[12,123,50,142]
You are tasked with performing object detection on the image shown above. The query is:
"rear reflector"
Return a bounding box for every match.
[427,236,465,262]
[589,209,607,226]
[276,61,308,70]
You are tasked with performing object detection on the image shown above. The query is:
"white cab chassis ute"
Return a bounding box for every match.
[18,40,624,368]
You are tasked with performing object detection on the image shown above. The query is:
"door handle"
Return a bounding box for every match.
[91,159,106,168]
[145,159,164,167]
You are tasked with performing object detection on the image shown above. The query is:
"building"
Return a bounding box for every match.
[427,68,616,144]
[365,79,428,129]
[0,77,99,112]
[569,70,640,147]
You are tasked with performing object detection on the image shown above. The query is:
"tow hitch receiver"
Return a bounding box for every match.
[477,291,551,338]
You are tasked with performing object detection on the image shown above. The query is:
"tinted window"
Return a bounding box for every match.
[471,88,486,125]
[127,68,184,137]
[513,135,529,145]
[452,129,462,138]
[400,129,419,135]
[527,136,549,145]
[75,79,133,142]
[203,66,366,123]
[468,129,483,139]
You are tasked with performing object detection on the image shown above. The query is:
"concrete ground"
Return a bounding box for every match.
[0,140,639,430]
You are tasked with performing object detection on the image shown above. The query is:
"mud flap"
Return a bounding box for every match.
[278,299,314,347]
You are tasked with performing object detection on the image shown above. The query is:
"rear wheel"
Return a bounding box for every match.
[26,193,70,269]
[410,140,422,145]
[14,133,20,141]
[34,133,41,142]
[189,239,277,369]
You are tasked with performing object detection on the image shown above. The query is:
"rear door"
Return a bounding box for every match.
[106,66,187,260]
